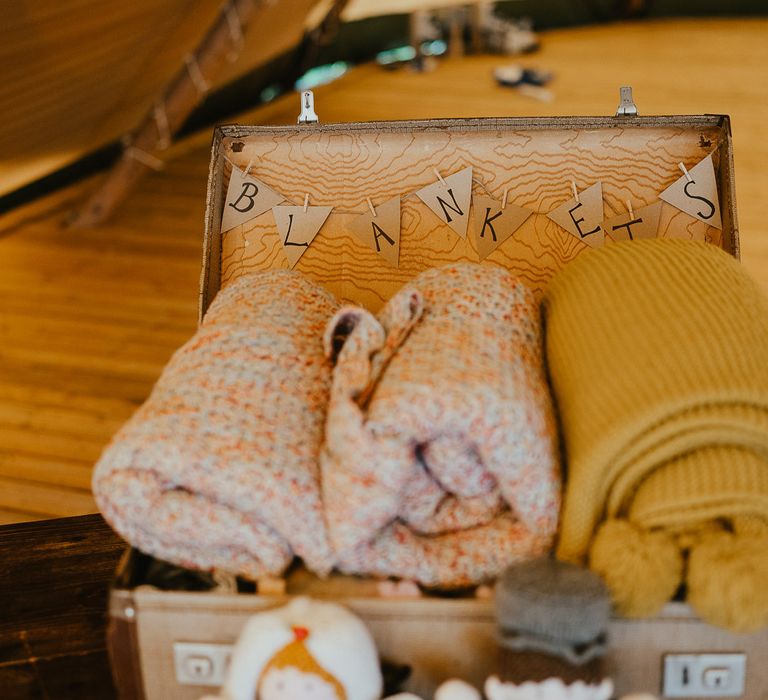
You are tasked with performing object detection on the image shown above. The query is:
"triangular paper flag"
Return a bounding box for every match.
[272,205,332,267]
[547,182,605,248]
[415,167,473,239]
[221,167,285,232]
[659,154,722,229]
[349,196,401,267]
[472,195,532,260]
[603,201,663,243]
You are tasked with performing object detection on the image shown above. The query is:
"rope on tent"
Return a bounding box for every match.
[225,2,245,62]
[153,102,172,150]
[69,0,350,228]
[69,0,261,228]
[184,54,210,96]
[124,147,165,171]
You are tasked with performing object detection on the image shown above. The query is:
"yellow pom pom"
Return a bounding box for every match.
[732,515,768,538]
[687,522,768,633]
[589,519,682,618]
[674,520,726,551]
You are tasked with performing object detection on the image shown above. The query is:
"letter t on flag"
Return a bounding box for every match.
[220,166,285,233]
[602,201,662,243]
[349,196,401,267]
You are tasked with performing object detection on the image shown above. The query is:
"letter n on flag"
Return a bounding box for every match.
[415,167,473,239]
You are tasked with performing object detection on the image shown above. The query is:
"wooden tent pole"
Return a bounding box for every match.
[70,0,261,228]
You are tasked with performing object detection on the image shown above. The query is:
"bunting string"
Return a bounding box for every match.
[221,155,503,214]
[219,151,723,269]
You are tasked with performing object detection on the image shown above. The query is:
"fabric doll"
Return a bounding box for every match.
[201,597,381,700]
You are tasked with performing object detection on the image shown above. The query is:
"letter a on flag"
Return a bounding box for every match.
[272,205,332,268]
[349,196,401,267]
[221,166,284,233]
[659,154,722,229]
[472,195,532,260]
[415,167,473,239]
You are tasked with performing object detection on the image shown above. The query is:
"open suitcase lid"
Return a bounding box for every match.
[201,90,737,320]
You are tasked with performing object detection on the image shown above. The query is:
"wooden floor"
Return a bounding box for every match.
[1,18,766,524]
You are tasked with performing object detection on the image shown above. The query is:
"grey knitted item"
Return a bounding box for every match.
[495,557,611,657]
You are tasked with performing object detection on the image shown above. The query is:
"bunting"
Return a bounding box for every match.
[221,166,284,233]
[272,205,332,268]
[415,167,473,239]
[604,201,663,243]
[349,196,401,267]
[659,154,722,230]
[220,153,722,263]
[547,182,605,249]
[472,195,532,260]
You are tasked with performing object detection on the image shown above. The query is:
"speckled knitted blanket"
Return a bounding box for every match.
[322,263,561,587]
[92,270,338,579]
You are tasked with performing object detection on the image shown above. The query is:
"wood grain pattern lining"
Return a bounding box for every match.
[208,118,731,313]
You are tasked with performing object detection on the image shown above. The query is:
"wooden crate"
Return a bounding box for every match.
[110,109,759,699]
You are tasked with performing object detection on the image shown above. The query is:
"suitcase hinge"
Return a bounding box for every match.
[615,86,638,117]
[298,90,320,124]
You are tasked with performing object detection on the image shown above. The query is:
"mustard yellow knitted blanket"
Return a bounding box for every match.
[93,271,338,579]
[545,239,768,631]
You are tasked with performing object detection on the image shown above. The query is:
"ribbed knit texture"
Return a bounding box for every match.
[93,270,338,579]
[630,446,768,530]
[323,263,561,587]
[545,239,768,564]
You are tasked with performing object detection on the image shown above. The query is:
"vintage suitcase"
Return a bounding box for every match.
[108,90,768,700]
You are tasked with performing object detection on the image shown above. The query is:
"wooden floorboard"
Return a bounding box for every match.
[0,18,766,523]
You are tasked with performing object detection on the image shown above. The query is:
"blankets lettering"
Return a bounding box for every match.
[323,264,561,588]
[546,239,768,632]
[92,270,338,579]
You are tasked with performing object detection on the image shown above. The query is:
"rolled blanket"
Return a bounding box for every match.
[93,270,338,579]
[546,239,768,631]
[322,263,561,588]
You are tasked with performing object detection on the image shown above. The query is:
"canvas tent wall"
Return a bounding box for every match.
[0,0,321,197]
[3,0,760,203]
